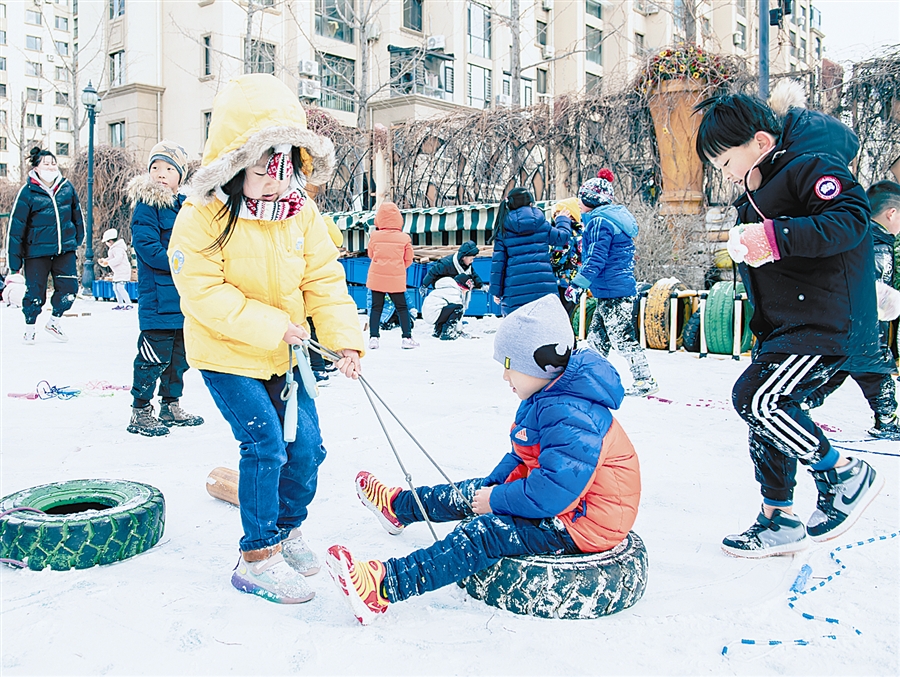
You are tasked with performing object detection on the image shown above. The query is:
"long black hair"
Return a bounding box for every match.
[29,146,56,168]
[490,187,534,243]
[206,146,303,252]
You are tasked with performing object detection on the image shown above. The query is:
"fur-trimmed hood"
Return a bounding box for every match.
[768,79,807,117]
[127,173,180,210]
[189,74,335,204]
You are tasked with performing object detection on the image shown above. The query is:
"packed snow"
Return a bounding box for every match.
[1,299,897,676]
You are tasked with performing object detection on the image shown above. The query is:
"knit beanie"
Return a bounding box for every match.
[148,140,189,182]
[374,201,404,230]
[454,273,474,290]
[578,169,615,208]
[493,295,574,379]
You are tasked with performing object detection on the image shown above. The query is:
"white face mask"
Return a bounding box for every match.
[37,167,61,184]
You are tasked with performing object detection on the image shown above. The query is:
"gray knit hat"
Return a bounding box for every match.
[493,295,574,379]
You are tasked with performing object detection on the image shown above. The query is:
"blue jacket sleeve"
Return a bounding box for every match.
[7,187,29,271]
[483,452,524,487]
[548,215,572,247]
[489,238,508,298]
[71,188,85,247]
[773,157,870,259]
[131,203,169,272]
[489,401,605,518]
[579,217,613,284]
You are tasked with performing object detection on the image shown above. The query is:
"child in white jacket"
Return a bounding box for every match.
[422,273,473,339]
[99,228,132,309]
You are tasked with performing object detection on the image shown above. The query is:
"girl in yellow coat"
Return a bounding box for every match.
[169,74,364,604]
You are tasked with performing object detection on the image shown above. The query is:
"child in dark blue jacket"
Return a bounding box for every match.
[127,141,204,437]
[567,169,657,397]
[490,188,570,315]
[696,80,882,557]
[325,294,641,625]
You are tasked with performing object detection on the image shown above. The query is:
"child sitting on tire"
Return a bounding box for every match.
[326,294,641,624]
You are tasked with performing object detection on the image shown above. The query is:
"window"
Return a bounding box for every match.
[502,78,510,96]
[26,114,44,128]
[536,20,547,47]
[586,26,602,65]
[468,2,491,58]
[0,57,5,71]
[56,41,69,56]
[56,117,70,131]
[701,17,712,39]
[109,121,125,147]
[74,17,78,40]
[634,32,644,55]
[56,142,70,156]
[248,40,275,75]
[109,0,124,19]
[467,63,491,108]
[56,91,69,105]
[389,47,454,99]
[202,35,211,76]
[110,50,125,86]
[203,111,212,141]
[586,0,602,20]
[586,72,601,95]
[0,137,6,151]
[735,22,746,50]
[789,31,797,58]
[0,31,6,45]
[0,4,5,18]
[56,66,69,81]
[403,0,422,32]
[800,36,807,60]
[536,68,547,94]
[26,9,42,24]
[318,53,356,112]
[815,37,822,59]
[736,0,746,17]
[0,84,6,98]
[56,16,69,30]
[26,61,43,77]
[0,111,5,126]
[27,88,43,103]
[800,5,807,28]
[0,164,7,178]
[26,36,43,51]
[315,0,354,44]
[523,84,532,107]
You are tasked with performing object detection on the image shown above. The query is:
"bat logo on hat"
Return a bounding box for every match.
[533,343,571,373]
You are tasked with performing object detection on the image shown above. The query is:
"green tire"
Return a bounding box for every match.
[571,296,598,337]
[704,281,752,355]
[0,479,165,571]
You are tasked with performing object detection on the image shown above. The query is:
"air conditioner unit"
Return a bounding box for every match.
[298,80,321,100]
[496,93,511,106]
[365,22,381,42]
[542,45,554,60]
[426,35,446,51]
[542,0,553,11]
[298,60,319,77]
[636,1,660,16]
[733,33,743,46]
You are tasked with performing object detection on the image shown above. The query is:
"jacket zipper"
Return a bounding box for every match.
[265,221,282,375]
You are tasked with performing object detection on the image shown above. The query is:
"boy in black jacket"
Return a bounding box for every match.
[419,241,484,292]
[695,81,883,558]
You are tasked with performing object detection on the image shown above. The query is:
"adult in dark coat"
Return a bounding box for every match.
[6,147,84,343]
[489,188,570,316]
[420,241,484,290]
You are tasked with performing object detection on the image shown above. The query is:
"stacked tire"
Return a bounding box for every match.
[703,281,753,355]
[643,278,693,350]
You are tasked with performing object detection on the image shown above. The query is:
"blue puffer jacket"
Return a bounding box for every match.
[490,205,571,314]
[128,175,186,331]
[579,204,638,299]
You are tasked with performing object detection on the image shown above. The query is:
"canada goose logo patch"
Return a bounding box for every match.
[171,250,185,274]
[514,428,528,442]
[814,176,841,200]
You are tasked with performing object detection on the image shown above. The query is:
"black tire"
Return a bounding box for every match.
[0,479,165,571]
[682,309,701,353]
[461,531,648,619]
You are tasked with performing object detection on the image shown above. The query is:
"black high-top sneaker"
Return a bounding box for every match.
[868,414,900,441]
[722,508,808,558]
[807,458,883,542]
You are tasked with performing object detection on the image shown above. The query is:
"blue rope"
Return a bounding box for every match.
[722,531,899,656]
[35,380,81,400]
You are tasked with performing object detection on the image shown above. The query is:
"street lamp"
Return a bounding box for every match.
[81,81,99,293]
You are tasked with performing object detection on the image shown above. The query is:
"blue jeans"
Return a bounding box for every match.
[201,369,327,552]
[383,478,580,603]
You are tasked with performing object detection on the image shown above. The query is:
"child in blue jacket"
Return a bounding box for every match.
[567,170,658,397]
[325,294,641,624]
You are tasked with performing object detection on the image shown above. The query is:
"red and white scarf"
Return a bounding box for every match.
[216,145,307,221]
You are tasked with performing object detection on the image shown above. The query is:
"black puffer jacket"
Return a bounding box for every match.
[6,173,84,271]
[421,241,484,289]
[734,107,878,360]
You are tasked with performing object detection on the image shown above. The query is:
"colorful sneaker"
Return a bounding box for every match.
[231,551,315,604]
[159,399,204,427]
[807,457,883,542]
[281,528,321,576]
[44,317,68,342]
[127,404,170,437]
[355,471,404,535]
[368,336,379,350]
[868,414,900,441]
[722,508,808,558]
[625,378,659,397]
[401,337,420,349]
[23,328,36,345]
[325,545,389,625]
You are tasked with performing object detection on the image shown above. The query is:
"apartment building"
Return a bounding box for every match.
[0,0,78,181]
[0,1,827,181]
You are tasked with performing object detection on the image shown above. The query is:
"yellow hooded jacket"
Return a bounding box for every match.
[168,74,363,379]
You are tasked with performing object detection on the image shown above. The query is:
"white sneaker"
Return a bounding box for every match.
[281,528,321,576]
[23,329,36,345]
[401,337,420,349]
[44,317,68,343]
[368,337,379,350]
[231,551,315,604]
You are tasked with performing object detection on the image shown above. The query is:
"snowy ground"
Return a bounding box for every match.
[1,298,898,676]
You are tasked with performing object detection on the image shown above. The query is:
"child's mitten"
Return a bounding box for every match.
[876,280,900,321]
[731,220,780,268]
[565,273,591,303]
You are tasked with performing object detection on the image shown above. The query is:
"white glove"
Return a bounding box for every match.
[876,280,900,321]
[726,225,749,264]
